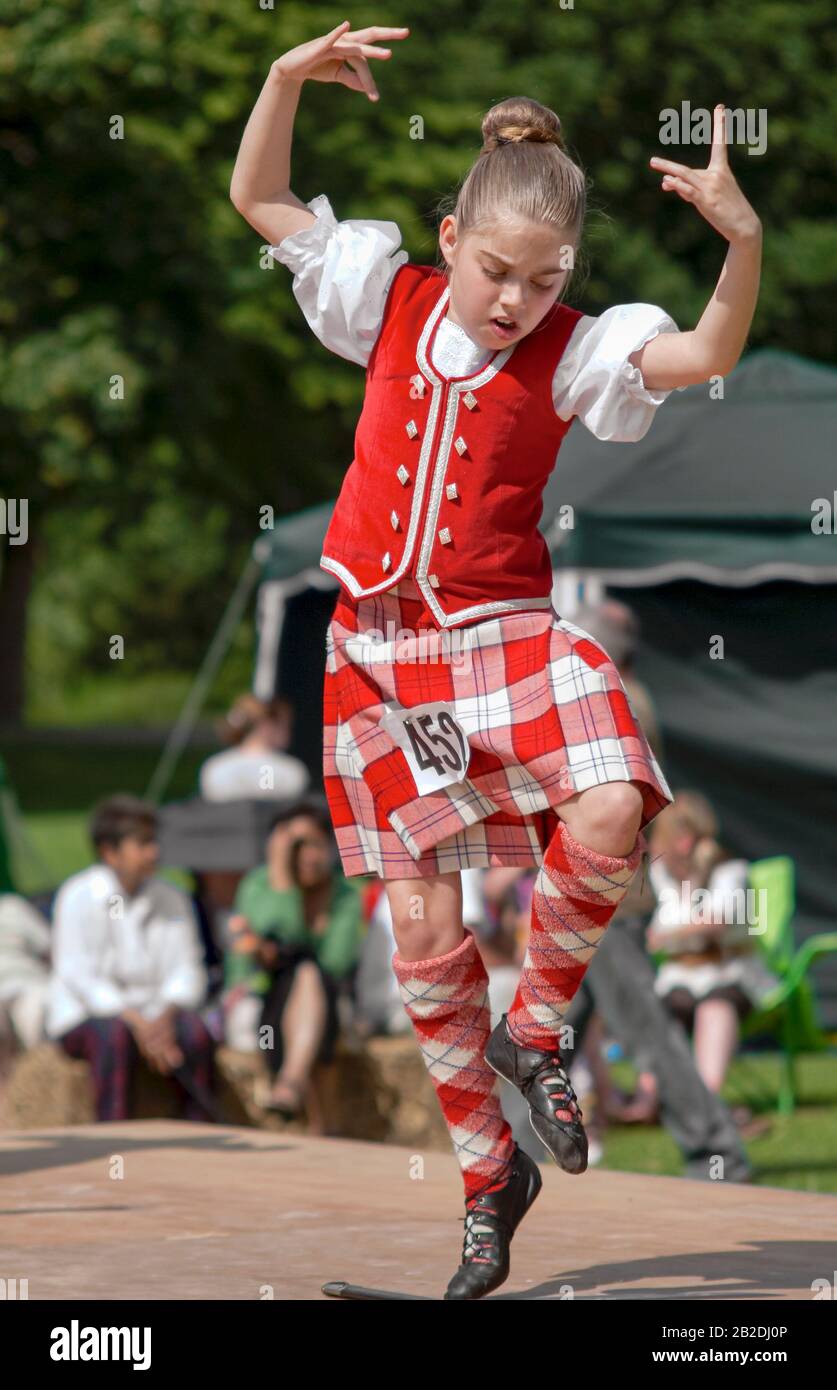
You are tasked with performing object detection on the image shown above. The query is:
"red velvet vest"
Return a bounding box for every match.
[320,262,583,629]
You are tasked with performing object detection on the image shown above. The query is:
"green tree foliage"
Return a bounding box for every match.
[0,0,834,719]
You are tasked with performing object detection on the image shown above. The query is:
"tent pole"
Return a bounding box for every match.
[253,580,287,700]
[144,550,263,805]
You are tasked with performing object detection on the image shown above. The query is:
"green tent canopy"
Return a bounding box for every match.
[542,347,837,581]
[255,502,336,588]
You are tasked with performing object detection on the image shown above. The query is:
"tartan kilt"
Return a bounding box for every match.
[323,576,673,880]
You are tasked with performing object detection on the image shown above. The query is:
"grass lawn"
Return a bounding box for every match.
[1,739,209,817]
[1,739,210,893]
[602,1055,837,1194]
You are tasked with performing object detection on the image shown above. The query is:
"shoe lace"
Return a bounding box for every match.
[458,1195,509,1265]
[457,1156,518,1266]
[530,1056,583,1125]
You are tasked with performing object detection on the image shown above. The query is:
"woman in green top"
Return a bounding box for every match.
[224,801,364,1116]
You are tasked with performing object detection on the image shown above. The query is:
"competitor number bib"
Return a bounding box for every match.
[379,700,472,796]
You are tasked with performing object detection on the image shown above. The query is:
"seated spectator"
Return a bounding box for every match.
[199,694,310,802]
[0,895,52,1084]
[222,800,363,1117]
[645,791,780,1114]
[45,795,215,1122]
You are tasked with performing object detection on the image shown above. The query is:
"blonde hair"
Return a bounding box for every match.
[436,96,589,297]
[649,791,721,854]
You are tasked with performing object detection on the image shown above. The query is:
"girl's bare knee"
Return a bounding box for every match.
[385,874,464,960]
[558,781,644,853]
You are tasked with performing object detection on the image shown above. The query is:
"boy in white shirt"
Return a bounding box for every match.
[47,795,214,1121]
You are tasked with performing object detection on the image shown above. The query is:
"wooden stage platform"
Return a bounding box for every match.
[1,1121,833,1300]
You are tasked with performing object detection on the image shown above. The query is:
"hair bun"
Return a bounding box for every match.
[481,98,564,155]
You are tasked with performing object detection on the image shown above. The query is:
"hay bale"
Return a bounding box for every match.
[363,1035,450,1151]
[1,1041,210,1129]
[0,1043,95,1128]
[0,1032,451,1155]
[214,1047,285,1130]
[213,1035,450,1147]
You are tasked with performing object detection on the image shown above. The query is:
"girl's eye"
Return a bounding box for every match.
[483,267,554,291]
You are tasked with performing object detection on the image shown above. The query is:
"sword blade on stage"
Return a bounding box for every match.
[171,1062,226,1125]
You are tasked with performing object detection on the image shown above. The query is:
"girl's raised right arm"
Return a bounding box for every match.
[229,21,410,248]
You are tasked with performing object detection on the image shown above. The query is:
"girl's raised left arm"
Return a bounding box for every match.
[629,104,762,389]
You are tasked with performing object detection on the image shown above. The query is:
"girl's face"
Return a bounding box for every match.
[660,819,702,876]
[439,213,573,350]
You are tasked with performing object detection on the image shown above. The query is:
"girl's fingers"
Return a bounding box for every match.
[356,56,379,101]
[652,104,728,187]
[337,54,379,100]
[341,55,376,99]
[335,39,395,61]
[661,174,696,201]
[649,155,699,182]
[708,103,730,169]
[319,19,352,48]
[335,63,367,95]
[350,44,394,59]
[348,25,410,42]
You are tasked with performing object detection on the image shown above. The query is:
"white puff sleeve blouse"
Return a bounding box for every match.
[268,194,409,368]
[268,194,684,443]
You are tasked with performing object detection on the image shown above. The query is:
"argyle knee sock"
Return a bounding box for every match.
[392,927,517,1203]
[506,819,647,1058]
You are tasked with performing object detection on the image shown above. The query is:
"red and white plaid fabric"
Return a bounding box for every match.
[323,576,673,880]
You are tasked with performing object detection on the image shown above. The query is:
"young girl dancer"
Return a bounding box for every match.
[231,21,762,1299]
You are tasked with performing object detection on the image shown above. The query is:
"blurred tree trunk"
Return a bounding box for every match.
[0,541,36,725]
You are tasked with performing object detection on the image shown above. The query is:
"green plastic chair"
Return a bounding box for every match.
[738,856,837,1114]
[649,856,837,1115]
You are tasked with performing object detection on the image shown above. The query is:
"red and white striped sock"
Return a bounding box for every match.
[392,928,517,1204]
[506,819,647,1058]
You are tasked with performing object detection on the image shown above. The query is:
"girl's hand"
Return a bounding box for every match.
[650,104,761,244]
[273,20,410,103]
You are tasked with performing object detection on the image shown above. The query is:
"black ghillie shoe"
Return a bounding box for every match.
[485,1013,588,1174]
[444,1145,542,1301]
